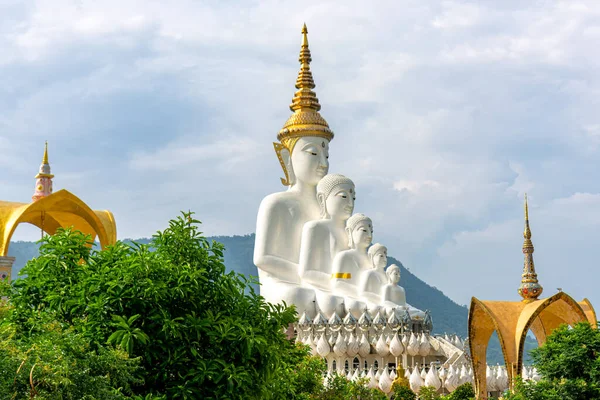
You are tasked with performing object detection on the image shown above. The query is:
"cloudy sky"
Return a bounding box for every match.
[2,0,600,308]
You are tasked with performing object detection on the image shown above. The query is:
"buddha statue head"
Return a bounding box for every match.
[273,24,334,188]
[316,174,355,220]
[368,243,388,270]
[386,264,401,285]
[345,213,373,249]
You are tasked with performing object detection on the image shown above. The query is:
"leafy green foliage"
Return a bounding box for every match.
[442,382,475,400]
[390,384,416,400]
[0,306,141,399]
[418,386,440,400]
[3,212,308,399]
[504,322,600,400]
[319,374,387,400]
[531,322,600,384]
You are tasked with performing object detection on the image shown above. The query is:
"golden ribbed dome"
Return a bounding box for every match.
[277,24,334,143]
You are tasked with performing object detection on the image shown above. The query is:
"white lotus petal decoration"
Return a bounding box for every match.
[316,333,331,357]
[409,366,424,393]
[424,362,442,390]
[375,334,390,357]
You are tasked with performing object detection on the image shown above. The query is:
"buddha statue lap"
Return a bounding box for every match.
[331,213,373,317]
[299,174,355,317]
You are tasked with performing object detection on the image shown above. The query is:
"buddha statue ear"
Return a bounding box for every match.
[317,192,329,219]
[273,142,296,186]
[346,226,354,249]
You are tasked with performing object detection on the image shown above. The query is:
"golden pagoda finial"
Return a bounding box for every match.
[518,193,543,302]
[42,140,49,165]
[274,24,334,186]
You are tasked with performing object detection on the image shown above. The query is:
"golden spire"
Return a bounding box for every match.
[42,141,49,165]
[277,24,334,145]
[518,194,543,302]
[289,23,321,113]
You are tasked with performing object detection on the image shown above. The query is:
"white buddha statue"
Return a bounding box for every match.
[299,174,355,316]
[331,213,373,316]
[382,264,408,316]
[359,243,388,315]
[253,24,334,318]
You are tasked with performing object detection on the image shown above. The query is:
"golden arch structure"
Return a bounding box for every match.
[0,189,117,272]
[468,293,597,398]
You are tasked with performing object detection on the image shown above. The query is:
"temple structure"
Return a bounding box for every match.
[468,195,597,399]
[252,24,470,394]
[0,143,117,281]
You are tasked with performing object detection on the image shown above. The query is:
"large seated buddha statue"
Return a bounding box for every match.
[331,213,373,317]
[253,24,333,318]
[298,173,355,316]
[254,24,426,323]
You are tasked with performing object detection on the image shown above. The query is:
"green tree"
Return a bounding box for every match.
[442,382,475,400]
[390,384,416,400]
[0,305,141,399]
[319,374,387,400]
[504,322,600,400]
[4,212,310,399]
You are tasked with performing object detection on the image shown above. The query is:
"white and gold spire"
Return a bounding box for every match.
[32,141,54,202]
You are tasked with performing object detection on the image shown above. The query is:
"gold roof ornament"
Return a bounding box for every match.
[42,141,49,165]
[518,194,543,302]
[35,141,54,179]
[274,23,334,186]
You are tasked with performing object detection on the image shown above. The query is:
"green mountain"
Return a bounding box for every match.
[7,235,536,364]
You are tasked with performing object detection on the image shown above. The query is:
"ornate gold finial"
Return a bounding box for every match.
[42,141,49,164]
[32,141,54,202]
[518,194,543,302]
[274,24,334,186]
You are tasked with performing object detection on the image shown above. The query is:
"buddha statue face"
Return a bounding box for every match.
[387,264,401,285]
[324,183,355,220]
[283,137,330,186]
[316,174,355,220]
[349,220,372,249]
[371,247,387,269]
[369,245,387,270]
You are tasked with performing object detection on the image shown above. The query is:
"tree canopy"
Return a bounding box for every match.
[504,322,600,400]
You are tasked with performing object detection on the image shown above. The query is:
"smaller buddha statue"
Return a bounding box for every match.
[299,174,355,289]
[358,243,388,315]
[381,264,407,316]
[299,174,355,317]
[331,213,373,316]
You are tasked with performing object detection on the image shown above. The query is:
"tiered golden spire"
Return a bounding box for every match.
[518,194,543,301]
[277,23,334,145]
[273,24,335,186]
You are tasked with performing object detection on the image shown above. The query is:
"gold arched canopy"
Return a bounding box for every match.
[0,189,116,257]
[468,292,596,399]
